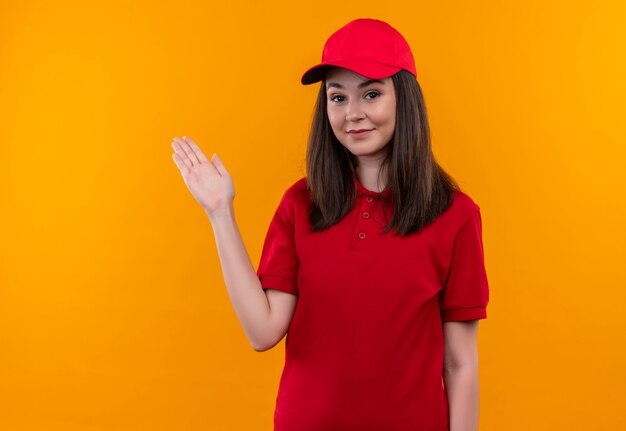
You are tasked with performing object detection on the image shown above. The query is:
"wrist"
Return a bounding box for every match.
[206,204,234,224]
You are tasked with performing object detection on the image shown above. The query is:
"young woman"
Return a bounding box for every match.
[171,18,489,431]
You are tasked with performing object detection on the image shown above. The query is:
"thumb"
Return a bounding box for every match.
[211,153,229,176]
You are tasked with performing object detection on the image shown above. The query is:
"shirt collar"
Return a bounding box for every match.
[354,173,393,200]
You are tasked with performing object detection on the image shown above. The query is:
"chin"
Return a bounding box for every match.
[344,139,387,151]
[347,148,385,158]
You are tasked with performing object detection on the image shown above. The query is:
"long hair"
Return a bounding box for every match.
[305,69,460,236]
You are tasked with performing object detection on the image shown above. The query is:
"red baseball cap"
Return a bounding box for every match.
[301,18,417,85]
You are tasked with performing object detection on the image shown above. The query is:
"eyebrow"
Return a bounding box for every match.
[326,79,385,90]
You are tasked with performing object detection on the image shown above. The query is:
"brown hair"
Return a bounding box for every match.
[305,69,461,236]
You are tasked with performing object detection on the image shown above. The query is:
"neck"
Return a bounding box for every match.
[356,163,387,193]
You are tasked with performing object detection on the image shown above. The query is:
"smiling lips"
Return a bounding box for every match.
[347,128,374,137]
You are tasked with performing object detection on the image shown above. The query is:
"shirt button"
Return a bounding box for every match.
[362,211,370,219]
[358,231,366,240]
[366,196,373,203]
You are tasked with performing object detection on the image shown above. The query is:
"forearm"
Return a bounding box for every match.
[443,363,480,431]
[208,205,272,350]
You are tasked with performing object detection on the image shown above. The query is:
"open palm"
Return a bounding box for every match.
[171,136,234,217]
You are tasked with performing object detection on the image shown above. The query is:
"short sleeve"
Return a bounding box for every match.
[256,189,299,296]
[440,208,490,322]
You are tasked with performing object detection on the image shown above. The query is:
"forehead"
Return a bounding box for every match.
[324,68,391,89]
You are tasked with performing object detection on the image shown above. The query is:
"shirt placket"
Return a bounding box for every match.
[349,193,389,253]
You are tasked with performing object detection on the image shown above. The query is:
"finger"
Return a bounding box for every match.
[211,153,229,177]
[171,141,193,171]
[173,137,199,166]
[172,152,191,175]
[182,136,209,163]
[173,137,200,166]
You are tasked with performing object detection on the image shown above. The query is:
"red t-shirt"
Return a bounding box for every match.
[256,174,490,431]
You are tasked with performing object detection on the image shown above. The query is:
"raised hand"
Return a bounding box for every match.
[171,136,234,219]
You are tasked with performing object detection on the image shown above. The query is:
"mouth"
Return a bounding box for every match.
[347,128,374,137]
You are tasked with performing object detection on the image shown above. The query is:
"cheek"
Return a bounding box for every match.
[388,113,396,132]
[378,108,396,138]
[372,106,395,130]
[327,111,343,131]
[384,101,396,130]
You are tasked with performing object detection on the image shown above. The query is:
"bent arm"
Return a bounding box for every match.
[443,320,480,431]
[209,205,292,351]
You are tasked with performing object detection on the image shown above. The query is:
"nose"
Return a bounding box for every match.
[346,100,365,122]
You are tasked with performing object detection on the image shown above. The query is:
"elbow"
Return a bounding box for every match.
[249,335,268,352]
[251,336,278,352]
[250,324,288,352]
[249,315,289,352]
[252,342,270,352]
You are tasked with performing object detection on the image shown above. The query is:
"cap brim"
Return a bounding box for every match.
[300,59,402,85]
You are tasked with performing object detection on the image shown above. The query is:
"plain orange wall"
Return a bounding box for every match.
[1,0,625,430]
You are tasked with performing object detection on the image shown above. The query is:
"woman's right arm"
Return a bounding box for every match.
[171,136,297,351]
[208,205,297,351]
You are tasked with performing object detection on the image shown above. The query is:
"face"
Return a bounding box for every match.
[325,68,396,163]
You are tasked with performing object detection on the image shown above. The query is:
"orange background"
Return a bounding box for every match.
[1,0,625,430]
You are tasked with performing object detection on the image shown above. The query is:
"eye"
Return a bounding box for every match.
[365,91,381,99]
[329,94,345,103]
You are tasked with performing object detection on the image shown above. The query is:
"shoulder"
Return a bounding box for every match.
[286,176,309,193]
[271,177,311,217]
[282,177,311,203]
[438,189,482,229]
[451,189,481,214]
